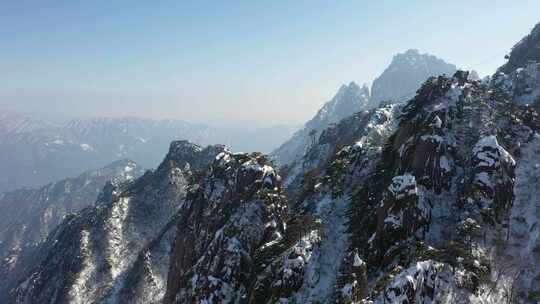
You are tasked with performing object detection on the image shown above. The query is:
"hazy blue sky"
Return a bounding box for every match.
[1,1,539,125]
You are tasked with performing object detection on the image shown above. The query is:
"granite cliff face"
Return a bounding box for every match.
[164,151,287,303]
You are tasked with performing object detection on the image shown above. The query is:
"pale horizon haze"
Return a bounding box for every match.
[1,1,540,125]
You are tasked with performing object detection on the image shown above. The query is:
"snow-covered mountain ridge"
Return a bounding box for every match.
[10,141,225,304]
[271,82,370,167]
[5,21,540,304]
[271,50,457,170]
[0,159,144,303]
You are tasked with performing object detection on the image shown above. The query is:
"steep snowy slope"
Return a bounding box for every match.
[255,70,540,303]
[343,71,536,303]
[283,103,402,198]
[370,49,457,107]
[250,102,402,303]
[9,141,225,304]
[244,26,540,303]
[271,82,370,167]
[499,22,540,75]
[0,159,143,303]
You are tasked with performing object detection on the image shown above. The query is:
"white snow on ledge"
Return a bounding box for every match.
[473,135,515,167]
[80,143,94,151]
[389,174,417,199]
[353,252,365,267]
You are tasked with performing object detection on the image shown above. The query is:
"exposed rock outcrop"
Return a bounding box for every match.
[164,151,287,303]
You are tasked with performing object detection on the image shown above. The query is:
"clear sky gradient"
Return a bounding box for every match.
[1,1,539,125]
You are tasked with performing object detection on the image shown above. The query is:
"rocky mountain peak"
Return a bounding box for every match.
[403,48,421,55]
[317,81,370,122]
[162,140,228,173]
[271,49,457,169]
[271,81,371,167]
[370,49,457,107]
[164,151,286,303]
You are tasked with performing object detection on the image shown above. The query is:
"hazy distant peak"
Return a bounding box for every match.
[404,48,420,54]
[370,49,457,107]
[398,48,421,59]
[391,49,456,69]
[360,83,370,97]
[270,79,372,166]
[321,81,370,117]
[335,81,367,99]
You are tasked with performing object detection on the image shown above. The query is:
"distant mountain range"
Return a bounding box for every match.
[0,114,297,192]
